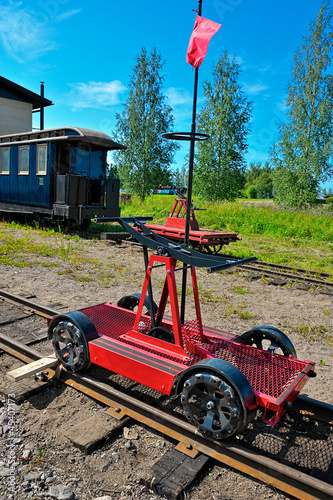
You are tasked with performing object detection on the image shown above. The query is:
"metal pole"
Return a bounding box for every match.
[40,81,45,130]
[180,0,202,324]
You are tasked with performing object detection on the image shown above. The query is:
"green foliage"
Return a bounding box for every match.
[271,2,333,207]
[193,50,253,201]
[246,185,257,199]
[113,47,179,201]
[172,165,187,189]
[245,162,274,199]
[122,195,333,274]
[326,197,333,204]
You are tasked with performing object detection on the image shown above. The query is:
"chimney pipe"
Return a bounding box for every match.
[40,81,45,130]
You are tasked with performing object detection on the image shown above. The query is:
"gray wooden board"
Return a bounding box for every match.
[100,232,129,241]
[0,378,54,404]
[0,308,32,325]
[145,448,210,499]
[64,413,131,454]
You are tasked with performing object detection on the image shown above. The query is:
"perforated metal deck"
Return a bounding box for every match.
[80,302,314,407]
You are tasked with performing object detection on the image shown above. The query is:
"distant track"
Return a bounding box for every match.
[122,237,333,290]
[242,260,333,289]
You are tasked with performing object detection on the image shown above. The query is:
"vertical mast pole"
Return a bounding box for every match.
[180,0,202,324]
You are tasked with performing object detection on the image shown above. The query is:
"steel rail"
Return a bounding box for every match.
[122,240,333,287]
[255,261,331,279]
[243,264,333,288]
[0,289,60,318]
[0,331,332,500]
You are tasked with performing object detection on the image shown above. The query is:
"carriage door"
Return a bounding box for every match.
[36,144,48,206]
[54,144,71,204]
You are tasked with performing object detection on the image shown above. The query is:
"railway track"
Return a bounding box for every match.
[0,290,333,500]
[119,237,333,290]
[243,260,333,290]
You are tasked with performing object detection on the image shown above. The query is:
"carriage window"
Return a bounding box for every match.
[0,148,10,174]
[37,145,47,174]
[19,146,29,174]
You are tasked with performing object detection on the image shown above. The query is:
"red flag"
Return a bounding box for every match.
[186,15,221,69]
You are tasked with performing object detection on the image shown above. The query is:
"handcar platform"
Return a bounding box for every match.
[79,301,314,425]
[49,218,315,439]
[144,194,240,253]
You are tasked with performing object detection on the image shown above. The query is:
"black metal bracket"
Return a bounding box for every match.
[162,132,210,142]
[94,217,257,273]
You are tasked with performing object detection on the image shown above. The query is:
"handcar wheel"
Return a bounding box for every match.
[117,293,158,316]
[48,312,97,372]
[180,359,256,440]
[204,244,223,255]
[149,326,175,344]
[235,325,296,358]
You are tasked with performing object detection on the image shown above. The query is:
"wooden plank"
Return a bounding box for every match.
[64,413,131,453]
[6,355,58,381]
[1,378,54,404]
[0,312,32,326]
[100,232,129,241]
[145,448,209,499]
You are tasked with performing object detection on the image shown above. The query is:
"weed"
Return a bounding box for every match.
[238,311,253,319]
[292,324,333,346]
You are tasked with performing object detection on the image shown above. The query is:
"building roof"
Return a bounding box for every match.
[0,76,53,109]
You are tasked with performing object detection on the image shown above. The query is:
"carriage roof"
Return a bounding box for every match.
[0,127,126,150]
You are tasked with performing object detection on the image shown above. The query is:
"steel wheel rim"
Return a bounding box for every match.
[181,372,244,439]
[51,319,89,371]
[237,327,296,357]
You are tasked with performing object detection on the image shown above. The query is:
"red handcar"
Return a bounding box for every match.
[48,219,315,439]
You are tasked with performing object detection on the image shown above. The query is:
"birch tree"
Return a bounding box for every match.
[271,1,333,206]
[114,48,178,201]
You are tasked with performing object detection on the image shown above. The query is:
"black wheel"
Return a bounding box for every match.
[79,218,91,230]
[235,325,296,358]
[48,311,98,371]
[117,293,158,316]
[204,244,223,255]
[149,326,175,344]
[180,359,257,439]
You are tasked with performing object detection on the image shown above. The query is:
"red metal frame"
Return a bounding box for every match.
[78,252,315,426]
[142,197,241,249]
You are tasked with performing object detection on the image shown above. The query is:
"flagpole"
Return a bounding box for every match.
[180,0,202,325]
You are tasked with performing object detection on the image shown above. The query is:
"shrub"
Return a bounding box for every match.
[246,185,257,199]
[326,197,333,205]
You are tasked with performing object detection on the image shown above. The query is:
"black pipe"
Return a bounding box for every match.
[40,81,45,130]
[180,0,202,325]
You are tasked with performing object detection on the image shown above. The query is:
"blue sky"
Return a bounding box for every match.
[0,0,332,191]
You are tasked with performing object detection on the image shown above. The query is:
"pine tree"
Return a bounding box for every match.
[271,2,333,206]
[113,47,179,201]
[193,50,252,201]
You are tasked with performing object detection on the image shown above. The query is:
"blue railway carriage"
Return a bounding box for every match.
[0,127,126,227]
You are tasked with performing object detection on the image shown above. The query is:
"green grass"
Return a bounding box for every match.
[121,196,333,274]
[1,196,332,276]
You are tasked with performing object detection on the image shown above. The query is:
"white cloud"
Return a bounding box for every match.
[0,2,80,62]
[166,87,192,107]
[68,81,127,110]
[243,82,269,95]
[55,9,81,23]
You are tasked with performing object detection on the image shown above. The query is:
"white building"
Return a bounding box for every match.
[0,76,52,135]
